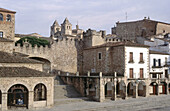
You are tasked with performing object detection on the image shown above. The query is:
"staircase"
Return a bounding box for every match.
[54,76,88,105]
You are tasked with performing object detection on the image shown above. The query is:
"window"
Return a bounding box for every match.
[139,53,144,63]
[140,68,143,78]
[152,74,157,78]
[34,84,47,101]
[158,59,161,66]
[163,30,165,33]
[165,70,168,78]
[153,59,156,67]
[6,14,11,21]
[129,52,134,63]
[0,13,3,21]
[98,52,102,60]
[0,32,3,38]
[129,68,133,78]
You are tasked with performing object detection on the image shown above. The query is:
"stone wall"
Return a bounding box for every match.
[15,38,83,74]
[116,20,157,40]
[0,11,15,40]
[83,46,125,75]
[156,22,170,34]
[0,41,14,53]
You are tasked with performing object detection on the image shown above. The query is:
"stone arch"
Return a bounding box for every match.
[29,57,51,73]
[127,82,134,97]
[160,82,167,94]
[150,82,158,95]
[138,81,146,97]
[105,82,113,97]
[34,83,47,101]
[4,81,31,93]
[7,84,29,108]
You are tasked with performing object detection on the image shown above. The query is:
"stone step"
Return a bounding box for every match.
[54,85,82,99]
[54,97,89,105]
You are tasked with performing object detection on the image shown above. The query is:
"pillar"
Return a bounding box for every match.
[1,93,7,111]
[112,80,117,100]
[28,91,34,109]
[157,84,160,96]
[133,84,138,98]
[166,83,169,95]
[98,78,105,102]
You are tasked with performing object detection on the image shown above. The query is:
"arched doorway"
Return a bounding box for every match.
[138,81,146,97]
[29,57,51,73]
[34,83,47,101]
[105,82,112,97]
[150,82,158,95]
[160,82,167,94]
[127,82,133,97]
[0,90,2,104]
[8,84,28,108]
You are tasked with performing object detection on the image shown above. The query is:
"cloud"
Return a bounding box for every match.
[0,0,170,36]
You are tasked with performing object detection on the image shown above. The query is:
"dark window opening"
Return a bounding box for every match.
[98,53,102,60]
[6,14,11,21]
[0,32,3,38]
[158,59,161,66]
[153,59,156,67]
[0,90,1,104]
[0,13,3,21]
[165,70,168,78]
[152,74,157,78]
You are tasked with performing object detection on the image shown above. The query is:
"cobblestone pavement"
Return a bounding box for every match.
[9,95,170,111]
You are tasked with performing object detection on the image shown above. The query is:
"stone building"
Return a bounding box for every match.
[0,8,54,110]
[114,17,170,41]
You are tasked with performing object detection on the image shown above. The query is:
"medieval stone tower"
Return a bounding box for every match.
[50,20,61,39]
[61,18,72,35]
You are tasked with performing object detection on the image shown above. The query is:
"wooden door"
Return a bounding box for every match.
[162,85,166,94]
[153,85,156,95]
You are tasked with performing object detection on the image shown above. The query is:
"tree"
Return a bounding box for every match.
[15,36,50,47]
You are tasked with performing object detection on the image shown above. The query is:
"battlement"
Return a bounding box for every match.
[83,29,106,37]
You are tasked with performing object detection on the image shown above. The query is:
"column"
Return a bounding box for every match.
[28,91,34,109]
[166,83,169,95]
[1,93,7,111]
[157,84,160,96]
[133,84,138,98]
[112,80,117,100]
[99,78,105,102]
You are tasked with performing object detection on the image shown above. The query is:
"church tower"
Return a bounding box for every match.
[61,17,72,35]
[50,20,61,38]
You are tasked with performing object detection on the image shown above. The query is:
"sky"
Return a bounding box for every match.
[0,0,170,37]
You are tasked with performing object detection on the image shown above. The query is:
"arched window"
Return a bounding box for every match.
[0,90,2,104]
[0,32,3,38]
[6,14,11,21]
[0,13,3,21]
[34,83,47,101]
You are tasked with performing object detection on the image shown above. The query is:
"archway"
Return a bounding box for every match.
[160,82,167,94]
[34,83,47,101]
[7,84,28,108]
[138,81,146,97]
[0,90,1,104]
[150,82,158,95]
[105,82,112,97]
[29,57,51,73]
[127,82,133,97]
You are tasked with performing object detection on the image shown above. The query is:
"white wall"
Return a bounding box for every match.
[150,53,169,77]
[125,46,149,78]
